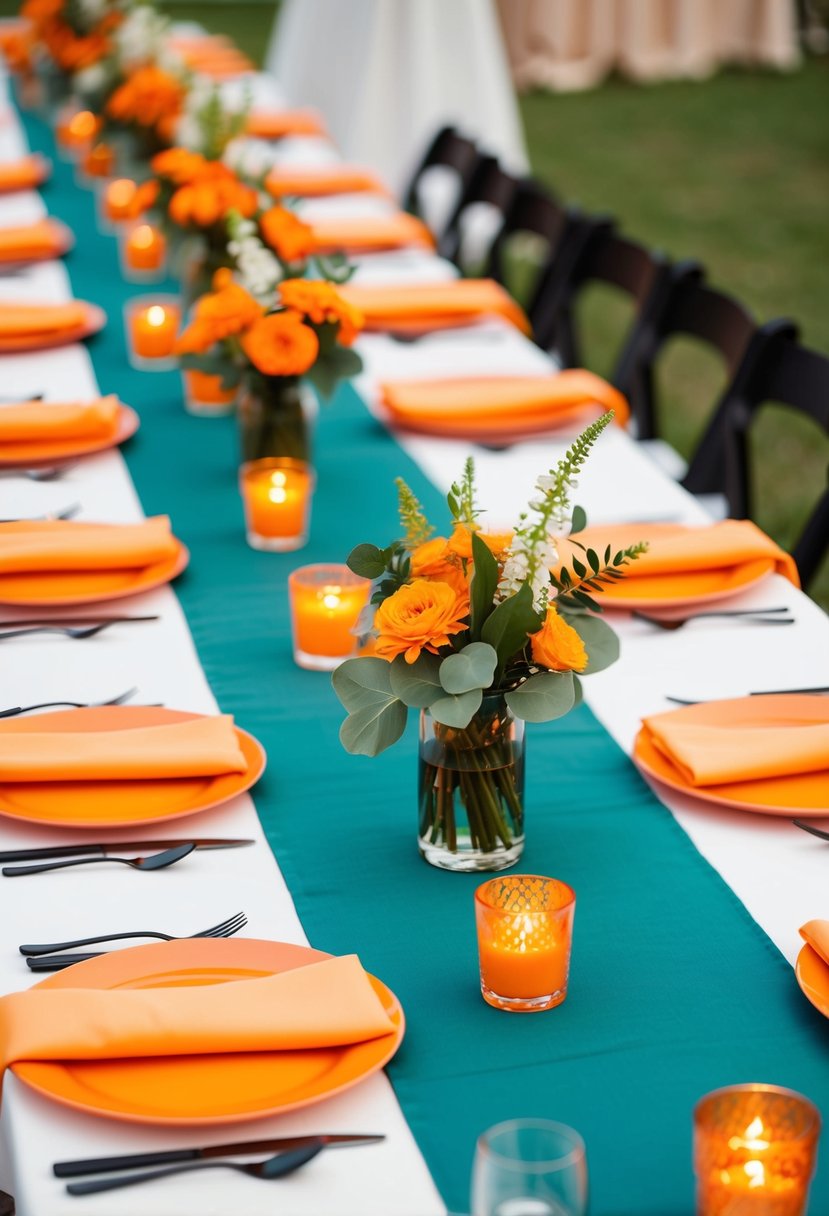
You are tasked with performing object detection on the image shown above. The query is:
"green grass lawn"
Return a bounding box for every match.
[3,0,826,601]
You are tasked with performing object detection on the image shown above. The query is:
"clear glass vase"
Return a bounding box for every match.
[237,373,314,463]
[418,692,525,872]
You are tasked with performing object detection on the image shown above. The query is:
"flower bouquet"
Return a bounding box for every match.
[176,265,363,457]
[333,413,645,871]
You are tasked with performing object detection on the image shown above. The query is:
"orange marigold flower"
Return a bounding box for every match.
[278,279,363,346]
[259,207,315,264]
[107,67,186,130]
[168,174,258,229]
[530,607,588,673]
[175,273,264,354]
[374,579,468,665]
[151,147,209,185]
[241,310,320,377]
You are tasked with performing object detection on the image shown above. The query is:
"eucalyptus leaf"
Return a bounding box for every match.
[570,505,588,534]
[439,642,497,694]
[390,652,443,707]
[429,687,483,728]
[347,543,387,579]
[481,582,541,679]
[469,532,498,640]
[563,612,620,674]
[332,658,407,756]
[572,674,583,707]
[505,672,575,723]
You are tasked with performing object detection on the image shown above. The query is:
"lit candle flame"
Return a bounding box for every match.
[322,586,342,610]
[146,305,167,328]
[131,225,157,251]
[728,1116,769,1153]
[744,1160,765,1188]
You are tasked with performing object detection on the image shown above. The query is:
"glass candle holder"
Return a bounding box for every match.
[694,1084,820,1216]
[289,563,371,670]
[239,458,314,552]
[475,875,575,1012]
[97,177,138,234]
[182,369,237,417]
[79,141,115,184]
[124,295,181,371]
[55,105,99,159]
[119,222,167,283]
[471,1119,588,1216]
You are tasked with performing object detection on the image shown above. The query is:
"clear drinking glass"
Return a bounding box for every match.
[471,1119,588,1216]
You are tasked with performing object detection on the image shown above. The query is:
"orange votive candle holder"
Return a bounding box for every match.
[120,222,167,282]
[103,178,138,223]
[125,296,181,369]
[239,458,315,553]
[475,875,575,1013]
[694,1084,820,1216]
[82,141,115,180]
[182,369,237,416]
[288,563,371,670]
[56,106,100,154]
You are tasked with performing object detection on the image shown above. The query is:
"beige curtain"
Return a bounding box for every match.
[496,0,800,92]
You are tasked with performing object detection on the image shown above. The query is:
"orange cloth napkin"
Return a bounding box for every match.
[800,921,829,967]
[562,521,800,587]
[0,955,395,1080]
[641,704,829,787]
[309,213,435,255]
[0,219,68,264]
[0,714,249,782]
[0,301,88,342]
[340,279,531,336]
[0,396,119,443]
[0,517,178,575]
[266,166,388,198]
[380,372,630,437]
[0,155,48,195]
[245,109,327,139]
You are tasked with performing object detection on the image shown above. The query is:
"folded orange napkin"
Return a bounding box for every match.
[0,517,178,575]
[561,520,800,587]
[0,955,395,1081]
[340,279,531,336]
[309,213,435,255]
[0,301,89,341]
[266,166,389,199]
[380,372,630,436]
[0,219,68,264]
[0,396,119,443]
[641,704,829,787]
[800,921,829,967]
[0,155,49,195]
[245,109,327,140]
[0,714,248,782]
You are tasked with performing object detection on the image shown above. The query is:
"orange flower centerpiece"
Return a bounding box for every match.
[175,267,363,459]
[333,414,646,872]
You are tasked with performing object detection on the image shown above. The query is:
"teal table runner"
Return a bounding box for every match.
[19,102,829,1216]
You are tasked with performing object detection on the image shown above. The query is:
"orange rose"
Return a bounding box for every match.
[374,579,468,664]
[447,524,514,562]
[260,207,315,264]
[241,310,320,377]
[279,279,363,346]
[411,536,468,599]
[530,607,588,673]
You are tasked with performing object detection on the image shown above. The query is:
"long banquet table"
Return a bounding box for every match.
[0,60,828,1216]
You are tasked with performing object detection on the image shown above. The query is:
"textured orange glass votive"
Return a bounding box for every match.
[182,369,237,416]
[83,142,115,178]
[56,108,99,150]
[475,875,575,1012]
[124,223,166,272]
[239,458,314,552]
[104,178,138,222]
[289,564,371,670]
[129,303,180,360]
[694,1085,820,1216]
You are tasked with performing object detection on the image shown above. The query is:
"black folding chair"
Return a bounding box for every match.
[718,334,829,589]
[438,154,519,270]
[402,125,482,247]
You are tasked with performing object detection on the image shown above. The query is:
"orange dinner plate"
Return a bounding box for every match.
[0,402,139,466]
[796,944,829,1019]
[566,524,776,610]
[13,938,405,1125]
[0,706,266,828]
[0,302,106,353]
[0,534,188,607]
[633,695,829,816]
[0,218,75,267]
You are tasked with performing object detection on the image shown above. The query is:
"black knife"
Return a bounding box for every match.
[0,616,159,627]
[54,1134,385,1177]
[0,839,254,862]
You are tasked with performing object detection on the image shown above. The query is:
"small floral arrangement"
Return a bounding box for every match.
[21,0,124,75]
[175,268,363,399]
[334,413,646,753]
